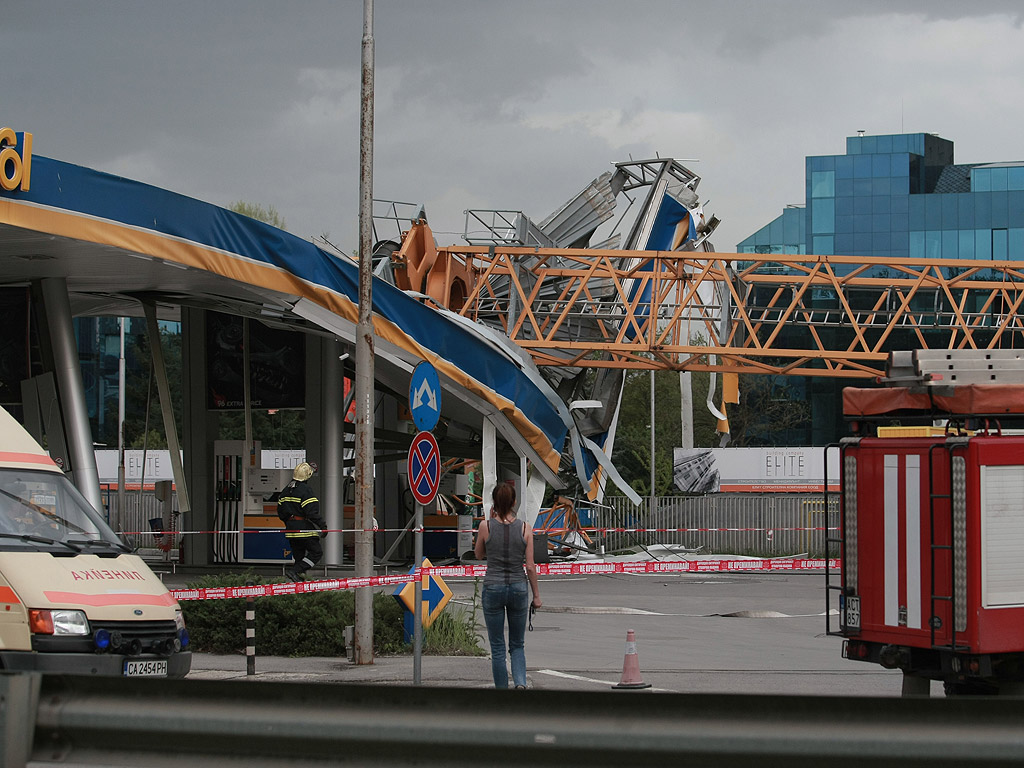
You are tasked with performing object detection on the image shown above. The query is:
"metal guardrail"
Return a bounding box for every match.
[596,494,840,557]
[6,671,1024,767]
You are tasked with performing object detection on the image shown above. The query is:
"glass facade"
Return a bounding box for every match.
[734,133,1024,446]
[735,205,805,255]
[738,132,1024,266]
[74,317,180,448]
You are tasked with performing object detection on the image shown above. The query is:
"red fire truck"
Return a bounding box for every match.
[828,350,1024,695]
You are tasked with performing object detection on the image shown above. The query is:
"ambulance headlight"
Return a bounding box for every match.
[53,609,90,636]
[29,609,90,636]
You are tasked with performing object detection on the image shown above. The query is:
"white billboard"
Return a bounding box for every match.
[673,447,839,493]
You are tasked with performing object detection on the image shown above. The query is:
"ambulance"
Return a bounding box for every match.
[0,405,191,677]
[828,350,1024,695]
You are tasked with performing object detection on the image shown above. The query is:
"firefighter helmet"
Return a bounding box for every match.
[293,462,314,482]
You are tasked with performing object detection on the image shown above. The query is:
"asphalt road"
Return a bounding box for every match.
[509,570,915,695]
[186,568,928,696]
[520,573,921,696]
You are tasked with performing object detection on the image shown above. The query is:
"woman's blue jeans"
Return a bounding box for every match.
[481,581,529,688]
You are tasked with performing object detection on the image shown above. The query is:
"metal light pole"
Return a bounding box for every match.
[117,317,126,534]
[353,0,376,665]
[650,371,656,518]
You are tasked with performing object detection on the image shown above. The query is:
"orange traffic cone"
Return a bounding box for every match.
[612,629,652,689]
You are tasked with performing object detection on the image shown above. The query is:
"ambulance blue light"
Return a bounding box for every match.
[94,628,111,651]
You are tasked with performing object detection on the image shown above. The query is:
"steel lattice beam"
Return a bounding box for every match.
[422,242,1024,379]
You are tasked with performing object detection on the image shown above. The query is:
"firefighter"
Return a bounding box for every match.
[277,462,327,582]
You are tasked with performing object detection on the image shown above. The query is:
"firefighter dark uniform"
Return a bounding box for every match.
[277,462,326,581]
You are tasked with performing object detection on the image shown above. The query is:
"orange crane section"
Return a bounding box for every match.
[392,221,1024,380]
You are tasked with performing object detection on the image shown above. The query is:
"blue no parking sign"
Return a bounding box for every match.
[407,431,441,506]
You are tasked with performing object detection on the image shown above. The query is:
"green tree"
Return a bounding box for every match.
[606,366,718,498]
[604,351,811,495]
[229,201,287,231]
[720,374,811,447]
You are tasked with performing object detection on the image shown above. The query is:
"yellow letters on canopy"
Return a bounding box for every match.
[0,128,33,192]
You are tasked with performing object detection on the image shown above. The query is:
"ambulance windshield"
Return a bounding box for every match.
[0,469,123,552]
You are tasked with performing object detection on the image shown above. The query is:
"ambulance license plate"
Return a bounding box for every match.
[123,659,167,677]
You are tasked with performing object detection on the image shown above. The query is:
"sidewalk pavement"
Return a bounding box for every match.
[188,651,499,688]
[163,566,501,688]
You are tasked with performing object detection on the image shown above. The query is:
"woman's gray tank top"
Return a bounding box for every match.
[483,518,527,585]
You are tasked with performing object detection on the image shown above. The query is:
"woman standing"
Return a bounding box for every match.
[474,482,542,689]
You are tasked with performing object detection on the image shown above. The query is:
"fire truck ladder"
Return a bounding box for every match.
[928,439,970,654]
[824,441,851,639]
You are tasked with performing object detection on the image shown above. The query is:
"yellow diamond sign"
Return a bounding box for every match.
[393,558,453,628]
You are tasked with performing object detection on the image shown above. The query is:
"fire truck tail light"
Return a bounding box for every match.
[844,640,870,660]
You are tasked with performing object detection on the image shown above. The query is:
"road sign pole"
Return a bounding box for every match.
[406,358,440,689]
[413,501,423,685]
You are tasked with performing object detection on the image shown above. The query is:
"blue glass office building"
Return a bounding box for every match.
[739,132,1024,263]
[736,133,1024,445]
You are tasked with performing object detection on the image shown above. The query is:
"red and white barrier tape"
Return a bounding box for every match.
[170,572,415,601]
[170,558,839,601]
[128,525,838,536]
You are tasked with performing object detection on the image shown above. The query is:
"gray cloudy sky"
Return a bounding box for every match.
[4,1,1024,252]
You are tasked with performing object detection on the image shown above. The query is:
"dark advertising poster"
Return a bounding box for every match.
[206,312,305,410]
[0,288,30,405]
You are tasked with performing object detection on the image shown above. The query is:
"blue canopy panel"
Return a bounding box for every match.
[624,193,697,342]
[0,154,575,481]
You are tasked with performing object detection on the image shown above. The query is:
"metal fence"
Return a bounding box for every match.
[590,493,840,558]
[95,488,839,561]
[99,487,179,556]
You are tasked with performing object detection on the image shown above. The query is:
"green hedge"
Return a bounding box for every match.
[180,572,482,657]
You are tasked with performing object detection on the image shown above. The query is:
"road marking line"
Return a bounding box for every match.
[543,606,667,615]
[536,669,672,692]
[539,607,840,618]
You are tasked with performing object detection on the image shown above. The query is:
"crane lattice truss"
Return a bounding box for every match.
[422,242,1024,379]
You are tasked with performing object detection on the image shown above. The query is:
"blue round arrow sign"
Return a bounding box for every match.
[409,361,441,432]
[407,431,441,506]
